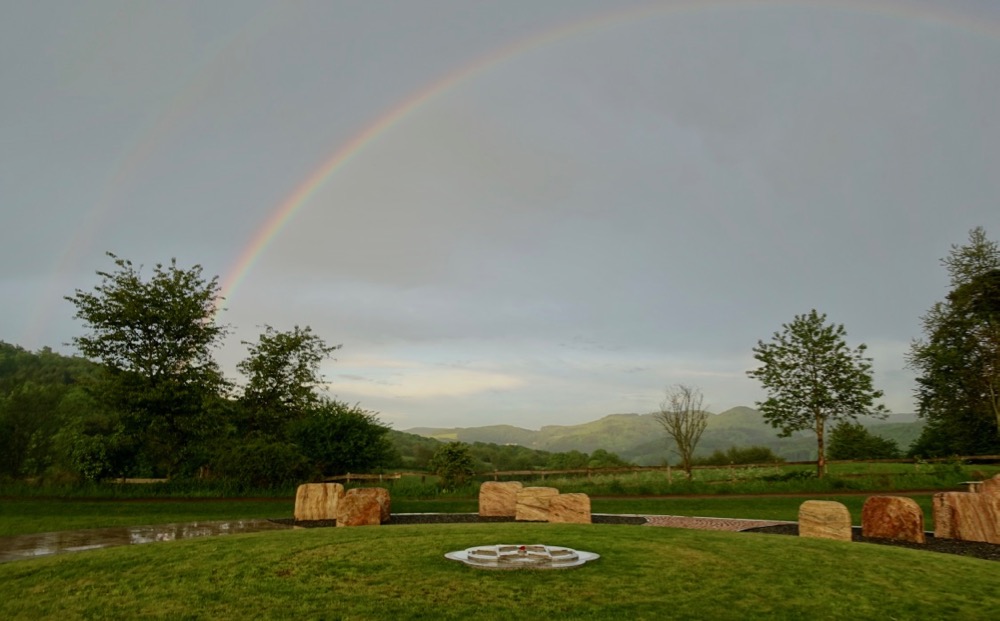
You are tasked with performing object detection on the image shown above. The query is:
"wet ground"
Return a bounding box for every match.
[0,519,290,563]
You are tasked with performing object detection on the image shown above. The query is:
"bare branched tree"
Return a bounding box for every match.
[654,384,709,479]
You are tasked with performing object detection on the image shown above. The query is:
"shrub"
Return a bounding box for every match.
[693,446,785,466]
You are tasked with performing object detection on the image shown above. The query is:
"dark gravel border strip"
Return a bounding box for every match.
[745,524,1000,562]
[272,515,998,562]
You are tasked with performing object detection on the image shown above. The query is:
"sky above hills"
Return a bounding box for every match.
[3,1,999,429]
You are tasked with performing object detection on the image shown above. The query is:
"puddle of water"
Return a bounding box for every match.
[0,519,291,563]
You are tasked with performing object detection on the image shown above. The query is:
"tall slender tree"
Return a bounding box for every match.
[908,227,1000,456]
[747,310,888,477]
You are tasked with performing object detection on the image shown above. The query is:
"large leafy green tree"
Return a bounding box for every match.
[429,442,477,489]
[747,310,888,477]
[827,421,901,460]
[908,228,1000,456]
[65,253,229,477]
[237,325,340,438]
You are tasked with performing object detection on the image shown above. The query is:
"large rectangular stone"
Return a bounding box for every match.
[862,496,925,544]
[515,487,560,522]
[548,493,591,524]
[798,500,852,542]
[933,491,1000,544]
[479,481,523,517]
[294,483,344,521]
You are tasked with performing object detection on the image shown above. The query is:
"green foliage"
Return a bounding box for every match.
[237,325,339,438]
[908,227,1000,456]
[428,442,476,489]
[692,445,785,466]
[747,309,889,476]
[212,438,311,490]
[288,400,398,474]
[65,254,230,477]
[828,421,901,460]
[386,430,440,469]
[546,449,589,470]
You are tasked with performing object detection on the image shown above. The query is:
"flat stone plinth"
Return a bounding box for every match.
[445,544,599,570]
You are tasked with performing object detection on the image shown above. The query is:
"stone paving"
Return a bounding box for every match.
[642,515,795,531]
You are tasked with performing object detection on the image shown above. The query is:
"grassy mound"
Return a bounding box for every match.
[1,524,997,620]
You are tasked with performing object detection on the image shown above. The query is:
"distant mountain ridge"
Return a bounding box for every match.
[406,408,923,465]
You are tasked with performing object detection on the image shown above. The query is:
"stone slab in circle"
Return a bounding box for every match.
[294,483,344,521]
[346,487,391,523]
[798,500,852,542]
[862,496,925,544]
[515,487,560,522]
[479,481,524,517]
[933,491,1000,544]
[978,473,1000,496]
[336,492,382,527]
[548,493,591,524]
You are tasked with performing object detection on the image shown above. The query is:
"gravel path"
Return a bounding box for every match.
[642,515,793,531]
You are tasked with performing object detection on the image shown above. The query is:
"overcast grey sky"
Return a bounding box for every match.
[3,0,999,429]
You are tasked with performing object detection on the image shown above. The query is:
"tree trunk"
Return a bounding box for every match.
[815,413,826,479]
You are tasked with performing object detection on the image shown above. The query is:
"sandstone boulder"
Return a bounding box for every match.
[479,481,524,517]
[862,496,925,544]
[345,487,391,523]
[294,483,344,521]
[548,493,591,524]
[515,487,560,522]
[978,473,1000,496]
[336,492,382,527]
[798,500,852,542]
[933,491,1000,544]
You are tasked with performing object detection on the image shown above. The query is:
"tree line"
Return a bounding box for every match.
[4,227,998,486]
[656,227,1000,478]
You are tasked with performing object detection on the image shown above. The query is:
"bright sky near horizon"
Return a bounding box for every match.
[3,0,999,430]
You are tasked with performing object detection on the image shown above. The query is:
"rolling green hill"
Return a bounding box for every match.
[406,407,924,466]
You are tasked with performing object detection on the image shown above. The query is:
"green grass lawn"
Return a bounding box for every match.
[1,523,996,620]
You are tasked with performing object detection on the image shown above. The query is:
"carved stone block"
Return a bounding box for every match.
[933,491,1000,544]
[548,493,591,524]
[293,483,344,521]
[479,481,524,517]
[861,496,925,544]
[336,492,382,527]
[515,487,560,522]
[798,500,852,542]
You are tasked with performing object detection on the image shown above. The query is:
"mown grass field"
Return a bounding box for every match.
[2,522,998,620]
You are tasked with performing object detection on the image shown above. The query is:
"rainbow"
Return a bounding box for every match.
[218,0,998,309]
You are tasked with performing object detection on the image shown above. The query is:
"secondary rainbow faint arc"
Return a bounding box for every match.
[217,0,1000,311]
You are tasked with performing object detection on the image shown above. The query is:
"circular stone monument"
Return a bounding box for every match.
[445,544,599,570]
